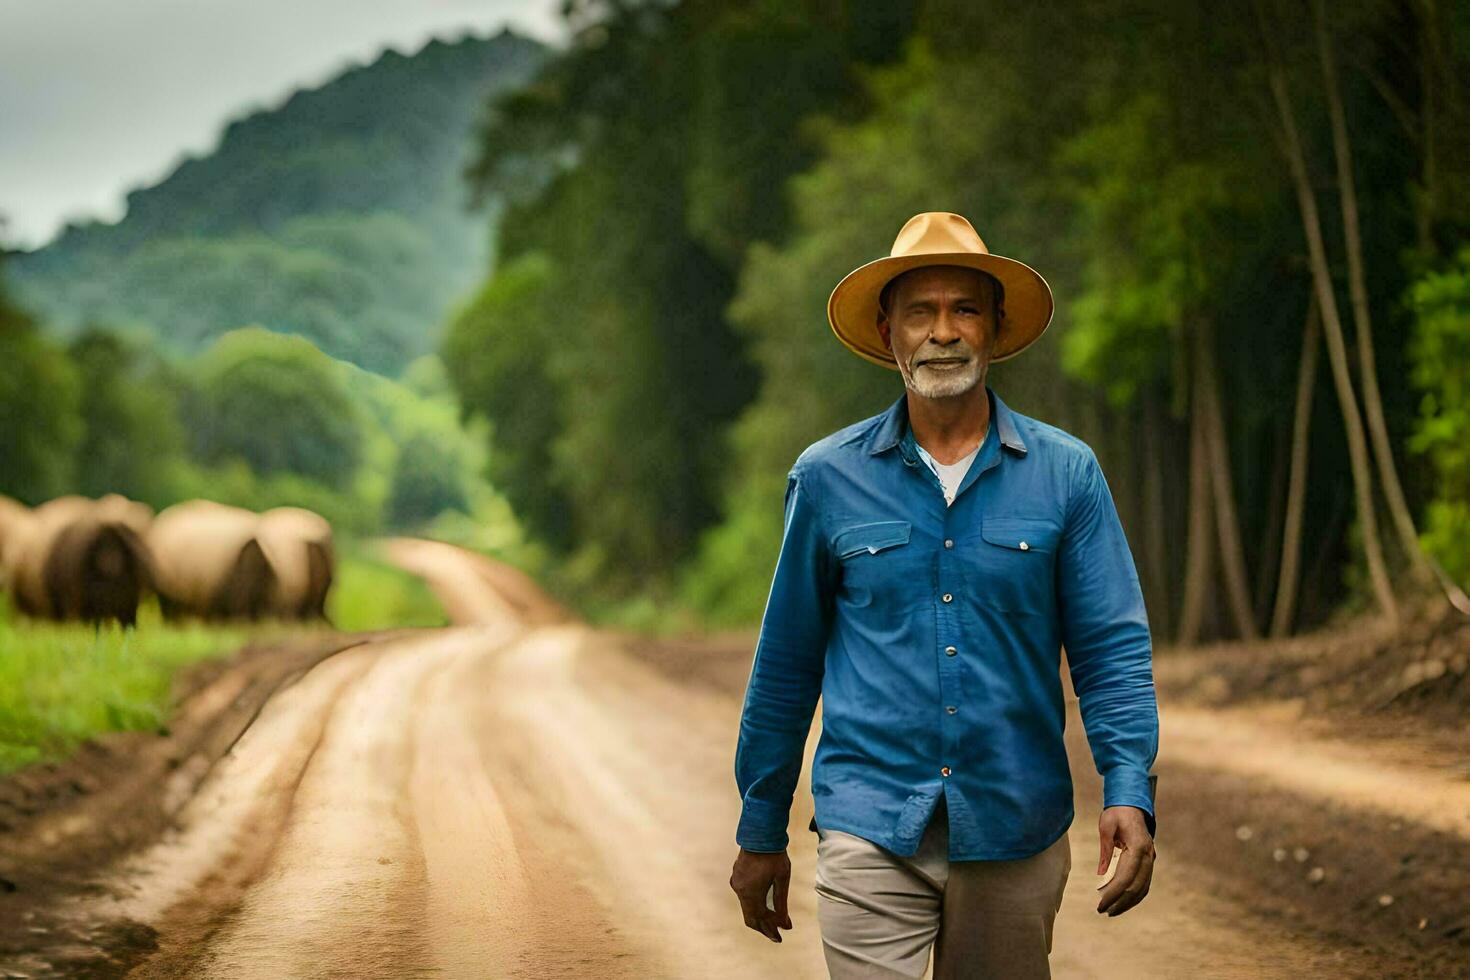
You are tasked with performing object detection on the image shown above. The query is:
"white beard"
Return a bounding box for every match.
[898,355,986,399]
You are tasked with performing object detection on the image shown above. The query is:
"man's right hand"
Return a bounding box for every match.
[729,848,793,943]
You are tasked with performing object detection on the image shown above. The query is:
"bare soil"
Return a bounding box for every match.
[0,629,404,977]
[1,550,1466,978]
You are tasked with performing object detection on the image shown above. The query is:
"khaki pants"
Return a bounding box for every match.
[814,800,1071,979]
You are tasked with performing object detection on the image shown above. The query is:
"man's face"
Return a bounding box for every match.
[876,265,1000,400]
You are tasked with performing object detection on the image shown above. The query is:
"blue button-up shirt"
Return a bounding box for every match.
[734,385,1159,860]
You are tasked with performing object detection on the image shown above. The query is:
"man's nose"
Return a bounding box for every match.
[930,310,962,343]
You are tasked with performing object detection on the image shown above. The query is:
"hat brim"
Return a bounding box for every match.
[827,252,1055,370]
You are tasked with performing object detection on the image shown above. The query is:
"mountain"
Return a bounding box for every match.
[10,29,543,373]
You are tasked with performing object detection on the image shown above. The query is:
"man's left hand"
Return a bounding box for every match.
[1095,805,1155,916]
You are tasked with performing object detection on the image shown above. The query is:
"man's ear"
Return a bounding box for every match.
[876,313,892,353]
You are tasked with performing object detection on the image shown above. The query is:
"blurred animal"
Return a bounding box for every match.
[146,500,278,622]
[257,506,335,622]
[2,495,156,626]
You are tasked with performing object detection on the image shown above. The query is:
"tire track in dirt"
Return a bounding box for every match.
[461,622,829,979]
[97,645,384,977]
[43,540,1455,978]
[1161,701,1470,840]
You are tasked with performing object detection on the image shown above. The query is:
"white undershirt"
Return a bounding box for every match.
[914,424,988,507]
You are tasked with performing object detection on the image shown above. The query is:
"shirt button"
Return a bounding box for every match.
[941,593,953,603]
[1019,540,1030,551]
[941,766,952,777]
[945,645,957,656]
[946,706,957,715]
[944,538,954,549]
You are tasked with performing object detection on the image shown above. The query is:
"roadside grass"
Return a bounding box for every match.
[0,598,261,775]
[0,543,445,776]
[328,543,447,630]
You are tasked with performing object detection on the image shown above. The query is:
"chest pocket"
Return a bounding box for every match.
[973,516,1063,615]
[832,520,914,611]
[834,520,911,558]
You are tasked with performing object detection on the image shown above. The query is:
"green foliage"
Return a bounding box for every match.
[454,0,918,597]
[10,34,543,373]
[677,31,1091,623]
[0,258,83,504]
[326,545,448,631]
[187,327,364,490]
[387,433,470,528]
[1407,246,1470,584]
[1057,93,1240,407]
[441,253,572,548]
[68,329,188,503]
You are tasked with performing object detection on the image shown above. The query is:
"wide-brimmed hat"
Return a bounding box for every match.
[827,211,1055,370]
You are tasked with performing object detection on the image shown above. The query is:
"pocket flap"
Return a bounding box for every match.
[981,516,1061,553]
[833,520,912,559]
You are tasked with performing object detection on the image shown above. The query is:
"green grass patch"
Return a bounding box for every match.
[0,542,447,776]
[0,597,259,775]
[327,544,448,631]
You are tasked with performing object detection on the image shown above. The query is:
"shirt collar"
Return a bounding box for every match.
[867,385,1028,458]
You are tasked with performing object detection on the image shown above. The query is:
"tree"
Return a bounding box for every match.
[0,253,82,504]
[1270,293,1321,636]
[68,328,186,504]
[1257,0,1399,623]
[442,252,574,551]
[1406,247,1470,588]
[187,327,363,490]
[457,0,918,591]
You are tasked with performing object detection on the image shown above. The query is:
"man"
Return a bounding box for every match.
[728,212,1159,979]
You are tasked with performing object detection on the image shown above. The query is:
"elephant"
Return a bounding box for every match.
[2,495,156,626]
[146,500,278,622]
[257,506,335,623]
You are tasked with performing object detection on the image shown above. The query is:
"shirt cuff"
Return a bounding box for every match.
[1103,769,1158,838]
[736,796,791,852]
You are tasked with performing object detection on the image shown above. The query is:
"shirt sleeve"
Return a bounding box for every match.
[1056,449,1160,837]
[733,464,836,852]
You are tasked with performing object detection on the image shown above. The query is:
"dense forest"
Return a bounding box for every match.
[4,1,1469,642]
[446,0,1470,639]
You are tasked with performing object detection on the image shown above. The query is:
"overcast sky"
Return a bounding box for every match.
[0,0,564,250]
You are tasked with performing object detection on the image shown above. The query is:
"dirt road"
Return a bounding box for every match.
[7,541,1465,978]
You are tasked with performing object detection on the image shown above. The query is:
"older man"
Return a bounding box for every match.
[729,212,1159,979]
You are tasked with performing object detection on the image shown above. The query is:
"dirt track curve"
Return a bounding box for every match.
[12,538,1462,978]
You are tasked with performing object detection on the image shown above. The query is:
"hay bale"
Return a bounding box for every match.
[146,500,277,622]
[0,495,32,595]
[93,493,154,536]
[2,495,156,625]
[257,506,335,622]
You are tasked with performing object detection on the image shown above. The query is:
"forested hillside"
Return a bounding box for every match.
[10,29,542,373]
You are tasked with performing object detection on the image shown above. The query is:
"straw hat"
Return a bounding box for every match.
[827,212,1055,370]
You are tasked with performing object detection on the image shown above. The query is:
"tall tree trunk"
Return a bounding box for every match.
[1311,0,1432,585]
[1260,15,1400,624]
[1178,361,1216,646]
[1416,0,1440,256]
[1255,398,1291,625]
[1141,387,1172,640]
[1271,291,1321,637]
[1301,486,1351,626]
[1316,0,1470,616]
[1197,319,1260,640]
